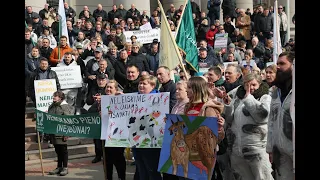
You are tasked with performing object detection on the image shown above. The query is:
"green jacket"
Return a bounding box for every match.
[48,100,74,145]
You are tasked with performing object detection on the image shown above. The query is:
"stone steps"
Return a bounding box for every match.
[25,137,93,151]
[25,144,95,161]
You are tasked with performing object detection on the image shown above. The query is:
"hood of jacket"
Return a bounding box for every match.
[27,53,40,59]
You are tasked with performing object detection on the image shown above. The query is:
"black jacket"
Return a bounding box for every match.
[28,68,61,102]
[159,80,177,112]
[255,14,274,33]
[39,46,53,61]
[114,58,129,87]
[93,9,108,21]
[25,54,41,77]
[86,86,106,105]
[128,52,150,73]
[85,58,115,78]
[123,78,140,93]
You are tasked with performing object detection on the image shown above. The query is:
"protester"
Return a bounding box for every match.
[223,73,273,180]
[48,91,74,176]
[267,52,295,180]
[134,75,162,180]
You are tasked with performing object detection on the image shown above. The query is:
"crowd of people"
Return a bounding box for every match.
[25,0,295,180]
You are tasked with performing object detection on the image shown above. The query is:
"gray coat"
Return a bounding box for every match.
[266,88,293,158]
[48,100,74,145]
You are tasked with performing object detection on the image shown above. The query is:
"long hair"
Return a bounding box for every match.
[185,77,210,112]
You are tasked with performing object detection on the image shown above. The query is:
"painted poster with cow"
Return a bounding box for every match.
[158,114,218,180]
[101,92,170,148]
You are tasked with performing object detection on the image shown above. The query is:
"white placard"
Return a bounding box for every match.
[34,79,57,112]
[101,92,170,148]
[214,33,228,49]
[123,29,160,44]
[139,22,152,30]
[51,66,82,89]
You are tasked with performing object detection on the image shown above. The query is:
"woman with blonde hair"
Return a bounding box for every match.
[184,76,225,179]
[222,73,273,180]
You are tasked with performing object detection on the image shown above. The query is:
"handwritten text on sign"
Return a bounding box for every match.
[101,93,170,148]
[36,109,101,139]
[34,79,57,112]
[51,66,82,89]
[124,29,160,44]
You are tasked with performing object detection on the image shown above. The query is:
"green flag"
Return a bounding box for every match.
[176,0,199,72]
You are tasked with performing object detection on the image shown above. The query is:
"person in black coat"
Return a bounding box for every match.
[28,57,61,103]
[39,38,53,60]
[85,47,115,92]
[114,49,130,87]
[156,66,177,112]
[123,64,140,93]
[86,74,107,164]
[128,43,150,73]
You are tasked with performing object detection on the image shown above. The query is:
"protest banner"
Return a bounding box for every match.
[35,109,101,139]
[101,92,170,148]
[158,114,218,180]
[139,22,153,30]
[34,79,57,112]
[51,66,82,89]
[123,29,160,44]
[214,33,228,54]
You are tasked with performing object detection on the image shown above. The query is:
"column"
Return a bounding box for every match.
[66,0,114,20]
[25,0,47,13]
[162,0,186,14]
[236,0,253,12]
[114,0,151,17]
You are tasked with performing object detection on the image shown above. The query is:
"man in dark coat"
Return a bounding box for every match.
[114,50,130,87]
[28,58,61,103]
[128,43,150,73]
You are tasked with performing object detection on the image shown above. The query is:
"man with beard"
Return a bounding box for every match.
[266,51,295,180]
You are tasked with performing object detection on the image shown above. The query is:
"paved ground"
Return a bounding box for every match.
[25,157,135,180]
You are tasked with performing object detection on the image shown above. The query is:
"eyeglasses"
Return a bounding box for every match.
[132,47,139,49]
[180,76,185,79]
[278,8,283,9]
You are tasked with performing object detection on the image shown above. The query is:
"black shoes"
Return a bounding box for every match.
[92,157,101,163]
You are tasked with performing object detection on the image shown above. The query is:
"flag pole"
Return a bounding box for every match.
[37,131,45,176]
[175,0,188,36]
[58,15,61,60]
[158,0,189,80]
[102,140,107,180]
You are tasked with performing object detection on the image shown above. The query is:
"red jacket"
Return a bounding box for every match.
[206,28,218,47]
